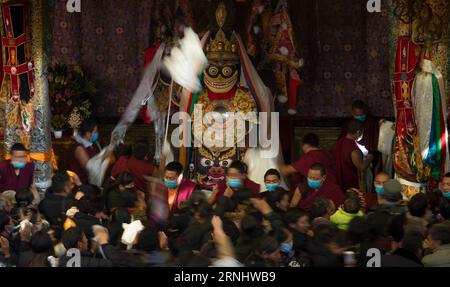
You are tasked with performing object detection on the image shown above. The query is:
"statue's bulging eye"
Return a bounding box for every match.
[219,159,232,168]
[222,66,233,77]
[208,66,219,76]
[200,158,213,167]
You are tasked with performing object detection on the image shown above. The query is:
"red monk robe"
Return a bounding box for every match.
[167,179,197,216]
[291,149,337,184]
[334,137,360,191]
[297,180,344,213]
[111,156,154,194]
[212,178,261,204]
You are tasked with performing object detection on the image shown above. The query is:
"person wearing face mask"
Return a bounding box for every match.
[290,164,344,213]
[334,119,373,192]
[263,169,282,193]
[209,161,260,205]
[0,143,35,193]
[369,172,390,210]
[440,173,450,202]
[69,118,102,184]
[163,161,196,217]
[275,228,309,267]
[279,133,337,185]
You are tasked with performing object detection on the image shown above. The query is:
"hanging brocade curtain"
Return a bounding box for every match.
[0,0,35,150]
[392,36,426,186]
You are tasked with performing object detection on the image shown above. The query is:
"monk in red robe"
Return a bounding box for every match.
[290,163,344,213]
[69,119,101,184]
[208,160,261,206]
[334,119,373,191]
[111,142,154,196]
[163,161,197,216]
[280,133,337,184]
[340,100,381,176]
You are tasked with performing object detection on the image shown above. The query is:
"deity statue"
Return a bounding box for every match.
[177,0,280,190]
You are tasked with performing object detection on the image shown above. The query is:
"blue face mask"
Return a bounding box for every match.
[227,178,242,189]
[353,115,367,122]
[11,161,26,169]
[164,179,178,189]
[90,132,99,143]
[442,192,450,199]
[375,185,384,196]
[307,179,322,189]
[266,183,280,192]
[280,241,293,254]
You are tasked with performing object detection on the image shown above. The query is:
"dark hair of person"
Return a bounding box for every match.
[228,160,247,174]
[272,228,290,245]
[352,100,368,112]
[310,197,330,219]
[47,171,70,194]
[62,227,83,249]
[344,196,361,214]
[445,172,450,178]
[133,142,149,160]
[347,216,369,244]
[29,230,54,267]
[346,119,364,135]
[284,208,309,225]
[265,188,290,211]
[264,168,281,180]
[80,184,102,200]
[309,163,326,176]
[191,201,213,221]
[10,143,27,154]
[135,224,160,252]
[238,215,265,244]
[15,188,34,207]
[0,210,10,232]
[302,133,319,148]
[408,193,428,218]
[312,222,339,244]
[175,251,212,267]
[79,118,97,136]
[387,213,406,242]
[401,231,424,255]
[429,223,450,244]
[115,172,134,188]
[76,185,104,215]
[440,200,450,220]
[165,161,184,175]
[256,235,279,257]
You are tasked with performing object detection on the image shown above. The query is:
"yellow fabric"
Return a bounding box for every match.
[63,218,77,231]
[5,148,58,170]
[168,188,178,211]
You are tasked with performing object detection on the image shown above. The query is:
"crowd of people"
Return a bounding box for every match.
[0,102,450,267]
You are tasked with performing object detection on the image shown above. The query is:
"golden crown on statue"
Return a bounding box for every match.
[206,30,238,62]
[205,1,238,62]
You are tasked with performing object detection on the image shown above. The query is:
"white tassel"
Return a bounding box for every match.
[278,95,288,103]
[163,27,207,92]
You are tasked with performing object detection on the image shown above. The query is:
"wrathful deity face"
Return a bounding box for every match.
[194,147,235,189]
[203,62,239,94]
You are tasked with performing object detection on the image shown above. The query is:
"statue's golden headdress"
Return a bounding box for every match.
[205,1,238,62]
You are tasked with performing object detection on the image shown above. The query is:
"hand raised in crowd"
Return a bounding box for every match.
[207,184,220,205]
[224,186,234,198]
[250,198,273,216]
[0,236,11,258]
[159,231,169,250]
[94,226,109,245]
[75,191,84,200]
[71,172,82,187]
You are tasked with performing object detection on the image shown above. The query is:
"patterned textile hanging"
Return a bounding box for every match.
[0,0,35,149]
[392,36,425,183]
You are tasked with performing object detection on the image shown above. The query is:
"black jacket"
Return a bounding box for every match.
[380,248,423,267]
[38,193,74,226]
[72,212,103,246]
